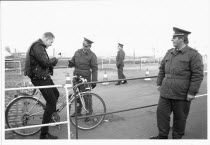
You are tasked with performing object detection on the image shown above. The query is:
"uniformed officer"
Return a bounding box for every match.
[115,43,127,85]
[68,37,98,121]
[24,32,61,139]
[150,27,204,139]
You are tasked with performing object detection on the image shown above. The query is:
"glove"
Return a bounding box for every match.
[91,83,96,89]
[68,61,75,68]
[49,67,54,76]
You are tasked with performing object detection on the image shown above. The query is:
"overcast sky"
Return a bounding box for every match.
[1,0,209,57]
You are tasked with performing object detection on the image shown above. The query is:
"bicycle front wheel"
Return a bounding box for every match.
[5,96,45,136]
[70,92,106,130]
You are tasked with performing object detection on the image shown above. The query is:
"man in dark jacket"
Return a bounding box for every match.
[68,37,98,121]
[150,27,204,139]
[115,43,127,85]
[24,32,61,139]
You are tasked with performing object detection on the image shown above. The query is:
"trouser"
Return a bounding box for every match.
[75,94,93,114]
[156,96,191,139]
[117,67,126,83]
[31,77,59,135]
[73,74,92,114]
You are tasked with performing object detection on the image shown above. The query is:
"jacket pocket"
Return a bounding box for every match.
[172,79,189,96]
[32,66,48,78]
[178,58,190,70]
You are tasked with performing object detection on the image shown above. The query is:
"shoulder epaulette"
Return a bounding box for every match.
[168,48,174,52]
[188,47,198,52]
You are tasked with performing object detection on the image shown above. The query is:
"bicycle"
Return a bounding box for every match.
[5,76,106,136]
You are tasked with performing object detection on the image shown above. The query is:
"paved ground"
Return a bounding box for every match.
[4,75,207,140]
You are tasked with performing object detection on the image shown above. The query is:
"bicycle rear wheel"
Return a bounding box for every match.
[5,96,45,136]
[70,92,106,130]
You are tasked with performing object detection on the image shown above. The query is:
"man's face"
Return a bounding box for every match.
[83,40,90,50]
[118,45,121,50]
[44,38,54,48]
[171,36,182,48]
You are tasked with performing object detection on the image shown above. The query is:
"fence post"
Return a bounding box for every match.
[19,61,21,75]
[101,58,103,70]
[64,74,73,139]
[140,57,142,70]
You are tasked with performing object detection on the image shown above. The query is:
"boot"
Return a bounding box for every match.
[150,135,168,139]
[121,80,127,84]
[71,108,82,117]
[115,81,121,85]
[71,112,82,117]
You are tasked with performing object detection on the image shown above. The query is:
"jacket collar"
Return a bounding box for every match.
[79,48,91,55]
[37,39,47,48]
[171,45,189,54]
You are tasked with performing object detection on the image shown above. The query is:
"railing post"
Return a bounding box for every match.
[64,74,73,140]
[73,86,79,139]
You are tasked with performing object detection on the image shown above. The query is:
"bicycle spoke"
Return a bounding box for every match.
[5,96,45,136]
[70,92,106,130]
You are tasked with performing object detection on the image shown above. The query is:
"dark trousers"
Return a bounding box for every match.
[31,77,59,135]
[73,74,92,114]
[156,96,191,139]
[117,67,126,82]
[75,93,92,114]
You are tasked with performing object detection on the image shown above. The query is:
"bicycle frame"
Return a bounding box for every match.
[56,87,90,114]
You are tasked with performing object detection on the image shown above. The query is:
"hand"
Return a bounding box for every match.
[91,83,96,89]
[56,53,62,59]
[68,61,75,68]
[49,67,54,76]
[157,86,161,91]
[187,94,195,101]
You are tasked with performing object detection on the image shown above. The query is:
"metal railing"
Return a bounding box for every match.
[4,84,72,139]
[73,74,207,139]
[4,72,207,139]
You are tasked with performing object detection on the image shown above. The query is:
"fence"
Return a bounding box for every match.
[72,75,207,139]
[4,72,207,139]
[4,83,72,139]
[5,61,22,75]
[4,75,158,139]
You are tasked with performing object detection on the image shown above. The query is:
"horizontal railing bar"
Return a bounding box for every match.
[77,94,207,119]
[77,104,158,119]
[5,84,66,91]
[5,121,68,132]
[195,94,207,98]
[73,76,158,90]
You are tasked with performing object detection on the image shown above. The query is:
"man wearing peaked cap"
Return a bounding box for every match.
[150,27,204,139]
[84,37,94,44]
[68,37,98,121]
[173,27,191,36]
[115,43,127,85]
[118,43,123,47]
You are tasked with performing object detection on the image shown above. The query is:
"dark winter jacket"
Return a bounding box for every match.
[157,45,204,100]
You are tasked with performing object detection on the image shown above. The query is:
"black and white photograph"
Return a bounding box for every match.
[1,0,209,144]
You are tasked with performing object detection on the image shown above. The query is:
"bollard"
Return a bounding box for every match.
[65,73,72,87]
[144,68,151,81]
[102,71,109,85]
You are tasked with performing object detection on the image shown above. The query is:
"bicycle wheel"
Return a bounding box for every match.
[70,92,106,130]
[5,96,45,136]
